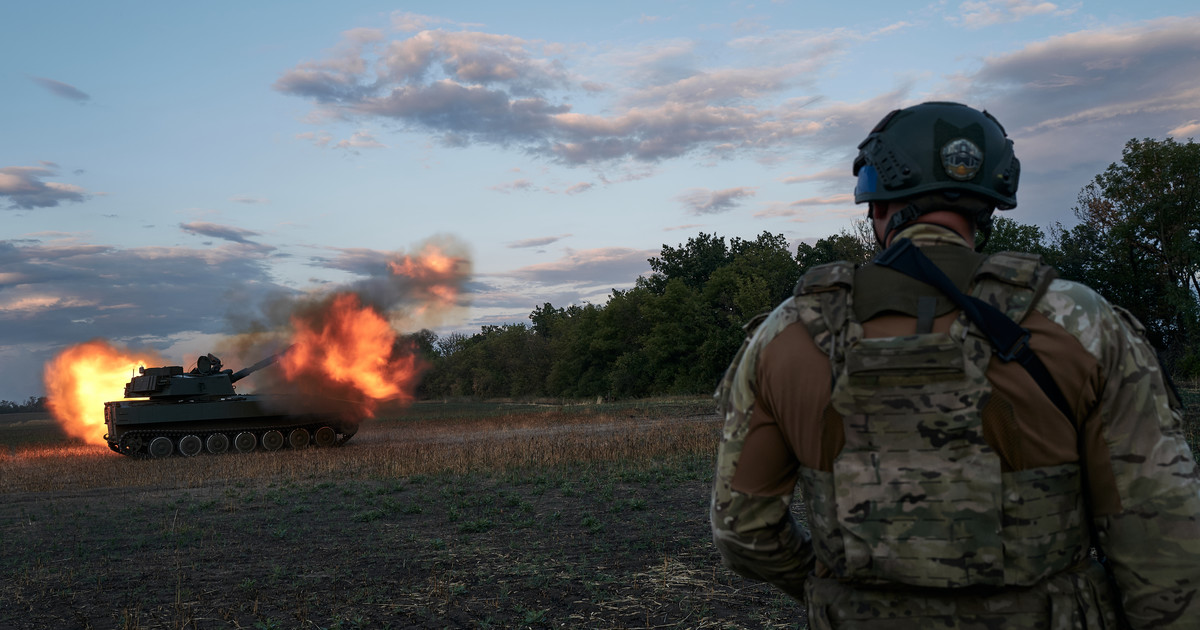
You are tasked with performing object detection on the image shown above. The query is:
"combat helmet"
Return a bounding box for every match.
[853,101,1020,249]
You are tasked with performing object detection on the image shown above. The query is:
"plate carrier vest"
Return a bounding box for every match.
[791,251,1091,589]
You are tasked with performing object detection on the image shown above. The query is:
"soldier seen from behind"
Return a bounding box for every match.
[711,101,1200,628]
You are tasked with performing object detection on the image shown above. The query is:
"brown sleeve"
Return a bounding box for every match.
[731,321,835,496]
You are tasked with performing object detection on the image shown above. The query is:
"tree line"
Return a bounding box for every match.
[0,397,48,414]
[411,137,1200,399]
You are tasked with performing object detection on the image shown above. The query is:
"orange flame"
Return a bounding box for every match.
[44,340,161,446]
[388,243,468,311]
[280,293,423,419]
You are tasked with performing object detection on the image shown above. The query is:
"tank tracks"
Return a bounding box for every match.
[106,422,357,458]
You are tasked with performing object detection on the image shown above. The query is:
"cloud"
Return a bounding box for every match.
[490,178,537,193]
[957,16,1200,207]
[276,26,846,165]
[297,131,334,147]
[335,130,387,151]
[781,167,849,185]
[230,195,270,204]
[619,64,802,107]
[565,182,593,195]
[297,130,386,151]
[180,221,268,247]
[952,1,1078,29]
[305,247,393,276]
[0,234,298,399]
[754,194,858,220]
[272,28,384,102]
[0,237,283,348]
[28,76,90,103]
[391,12,459,32]
[1169,120,1200,138]
[0,165,89,209]
[871,21,914,37]
[461,248,657,329]
[507,235,572,249]
[677,187,756,215]
[463,279,583,311]
[505,247,655,286]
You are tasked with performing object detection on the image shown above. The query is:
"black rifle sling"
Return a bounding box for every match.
[873,238,1074,421]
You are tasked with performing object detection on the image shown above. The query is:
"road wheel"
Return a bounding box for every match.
[288,428,310,449]
[178,435,202,457]
[206,433,230,455]
[261,430,284,451]
[234,432,257,453]
[313,426,337,448]
[148,436,174,458]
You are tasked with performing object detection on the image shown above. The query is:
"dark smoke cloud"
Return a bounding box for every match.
[236,236,474,342]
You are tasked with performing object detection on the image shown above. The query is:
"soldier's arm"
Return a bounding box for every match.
[711,315,814,602]
[1044,280,1200,627]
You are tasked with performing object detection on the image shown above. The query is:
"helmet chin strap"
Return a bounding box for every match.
[973,210,994,252]
[885,201,925,240]
[873,200,924,248]
[874,198,995,252]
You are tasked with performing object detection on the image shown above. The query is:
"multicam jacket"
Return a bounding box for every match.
[711,223,1200,629]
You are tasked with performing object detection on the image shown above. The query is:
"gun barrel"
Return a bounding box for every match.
[230,346,293,383]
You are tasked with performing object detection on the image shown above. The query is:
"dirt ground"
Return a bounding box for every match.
[0,406,807,630]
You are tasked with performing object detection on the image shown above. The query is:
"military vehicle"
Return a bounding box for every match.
[103,350,358,458]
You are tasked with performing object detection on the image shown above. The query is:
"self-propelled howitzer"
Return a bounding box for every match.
[103,350,358,458]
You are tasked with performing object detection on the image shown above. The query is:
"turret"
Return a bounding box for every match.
[122,349,288,399]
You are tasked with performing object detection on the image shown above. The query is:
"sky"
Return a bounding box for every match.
[2,1,1200,401]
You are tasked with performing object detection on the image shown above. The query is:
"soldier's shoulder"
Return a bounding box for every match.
[1039,277,1110,310]
[1034,278,1120,360]
[795,260,856,295]
[752,296,810,347]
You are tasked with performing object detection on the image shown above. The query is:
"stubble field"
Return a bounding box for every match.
[0,399,804,630]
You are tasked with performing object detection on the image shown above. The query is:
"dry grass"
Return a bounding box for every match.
[0,400,720,493]
[5,392,1195,629]
[0,398,810,630]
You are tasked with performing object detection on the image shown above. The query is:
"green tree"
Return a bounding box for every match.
[729,231,801,308]
[796,224,876,273]
[982,216,1051,256]
[643,232,731,294]
[543,303,610,397]
[1061,137,1200,372]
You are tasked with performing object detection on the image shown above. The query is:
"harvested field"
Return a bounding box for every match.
[0,399,806,629]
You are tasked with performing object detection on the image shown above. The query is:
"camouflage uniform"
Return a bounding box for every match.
[711,223,1200,629]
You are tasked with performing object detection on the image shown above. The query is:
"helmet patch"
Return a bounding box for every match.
[941,138,982,181]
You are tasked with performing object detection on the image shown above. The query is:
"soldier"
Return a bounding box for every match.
[711,101,1200,628]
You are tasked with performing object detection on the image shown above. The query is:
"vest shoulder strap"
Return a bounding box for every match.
[794,261,855,296]
[792,262,859,360]
[874,240,1073,420]
[972,251,1058,323]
